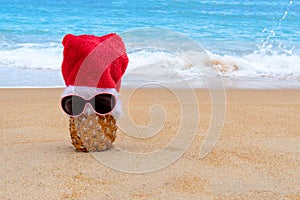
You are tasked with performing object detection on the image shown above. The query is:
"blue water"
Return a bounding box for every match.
[0,0,300,87]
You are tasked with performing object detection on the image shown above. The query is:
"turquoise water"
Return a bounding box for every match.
[0,0,299,87]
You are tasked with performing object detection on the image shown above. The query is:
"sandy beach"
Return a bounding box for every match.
[0,87,299,200]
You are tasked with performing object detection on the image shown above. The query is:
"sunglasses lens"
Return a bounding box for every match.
[61,96,85,116]
[93,94,116,115]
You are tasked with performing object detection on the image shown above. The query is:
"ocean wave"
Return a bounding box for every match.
[0,42,300,82]
[125,48,300,82]
[207,51,300,80]
[0,43,62,70]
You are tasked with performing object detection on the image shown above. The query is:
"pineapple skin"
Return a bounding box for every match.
[69,114,117,152]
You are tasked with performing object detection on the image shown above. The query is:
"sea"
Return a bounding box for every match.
[0,0,299,88]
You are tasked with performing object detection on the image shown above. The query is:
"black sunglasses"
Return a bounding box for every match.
[61,93,116,117]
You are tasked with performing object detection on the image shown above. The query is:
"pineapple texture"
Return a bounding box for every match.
[69,114,117,152]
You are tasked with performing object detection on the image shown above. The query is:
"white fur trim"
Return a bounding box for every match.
[62,86,122,119]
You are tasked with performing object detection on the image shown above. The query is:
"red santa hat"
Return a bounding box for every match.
[61,33,128,92]
[61,33,129,117]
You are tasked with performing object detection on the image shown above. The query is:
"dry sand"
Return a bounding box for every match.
[0,88,299,200]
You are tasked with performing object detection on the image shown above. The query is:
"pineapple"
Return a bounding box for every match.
[69,113,117,152]
[60,33,128,152]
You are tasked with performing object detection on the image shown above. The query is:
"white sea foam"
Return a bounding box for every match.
[0,42,300,87]
[0,43,62,70]
[125,50,204,82]
[207,51,300,80]
[125,48,300,82]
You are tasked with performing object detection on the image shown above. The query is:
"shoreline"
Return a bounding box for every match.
[1,66,300,90]
[1,78,300,90]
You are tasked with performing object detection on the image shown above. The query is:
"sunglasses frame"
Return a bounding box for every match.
[60,92,117,117]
